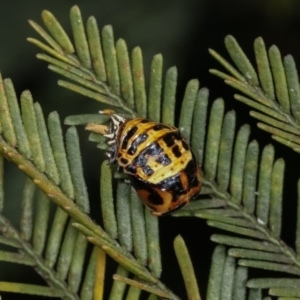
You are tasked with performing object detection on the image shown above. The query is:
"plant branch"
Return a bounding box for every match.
[0,135,180,300]
[0,215,79,300]
[202,178,300,269]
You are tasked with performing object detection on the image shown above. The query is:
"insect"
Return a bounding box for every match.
[103,113,202,216]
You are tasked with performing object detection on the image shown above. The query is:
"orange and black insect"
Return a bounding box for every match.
[104,114,202,216]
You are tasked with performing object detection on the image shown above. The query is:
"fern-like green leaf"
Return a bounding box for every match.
[210,35,300,153]
[169,89,300,299]
[174,235,201,300]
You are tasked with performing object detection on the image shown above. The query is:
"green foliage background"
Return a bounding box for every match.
[1,1,300,299]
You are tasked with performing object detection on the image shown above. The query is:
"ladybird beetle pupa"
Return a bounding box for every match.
[103,113,202,216]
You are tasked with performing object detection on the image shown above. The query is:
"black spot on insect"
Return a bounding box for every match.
[141,119,149,123]
[158,174,185,196]
[120,158,128,165]
[132,153,148,167]
[129,176,164,205]
[158,175,178,190]
[128,133,148,155]
[153,124,169,131]
[122,126,137,149]
[162,131,182,147]
[125,164,137,174]
[155,154,171,166]
[143,142,163,157]
[182,140,189,150]
[148,190,164,205]
[117,153,122,157]
[162,132,175,147]
[185,158,195,175]
[172,145,182,158]
[148,194,164,205]
[184,159,199,187]
[142,165,154,176]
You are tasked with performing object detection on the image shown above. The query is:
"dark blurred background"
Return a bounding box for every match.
[1,0,300,299]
